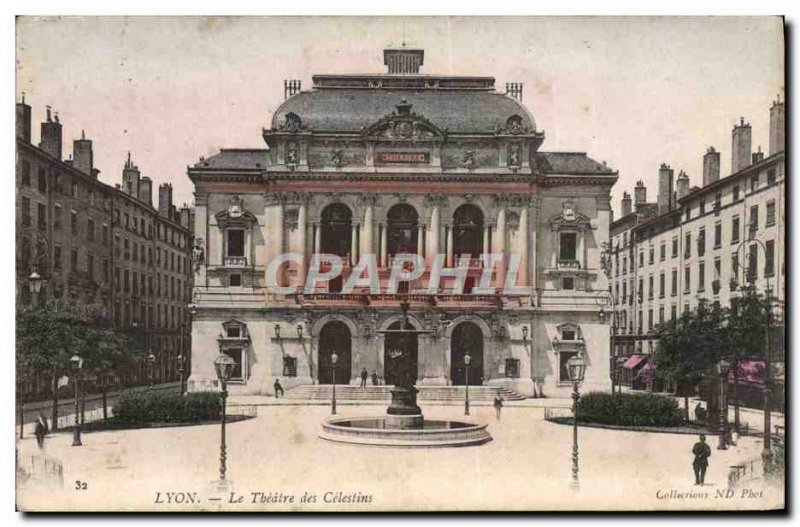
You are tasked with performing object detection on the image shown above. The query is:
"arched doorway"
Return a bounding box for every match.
[383,321,419,387]
[320,203,352,258]
[387,203,419,257]
[450,321,484,386]
[453,204,484,258]
[318,320,352,384]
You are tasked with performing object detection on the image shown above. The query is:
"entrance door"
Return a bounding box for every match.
[383,321,418,387]
[450,322,484,386]
[318,321,352,384]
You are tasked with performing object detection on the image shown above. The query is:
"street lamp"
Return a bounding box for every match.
[330,352,338,415]
[567,353,588,490]
[177,354,186,395]
[213,352,236,489]
[70,354,83,447]
[146,353,156,387]
[464,353,472,416]
[28,269,43,295]
[717,359,730,451]
[274,324,281,340]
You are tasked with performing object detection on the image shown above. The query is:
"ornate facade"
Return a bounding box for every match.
[187,49,617,397]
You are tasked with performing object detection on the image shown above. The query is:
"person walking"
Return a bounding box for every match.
[273,379,284,398]
[360,368,368,389]
[34,413,48,449]
[692,434,712,485]
[493,393,504,420]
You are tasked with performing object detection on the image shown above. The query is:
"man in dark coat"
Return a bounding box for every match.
[34,414,48,449]
[273,379,284,398]
[360,368,368,388]
[692,434,712,485]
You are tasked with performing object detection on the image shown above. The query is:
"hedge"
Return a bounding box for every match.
[575,392,685,427]
[113,391,221,424]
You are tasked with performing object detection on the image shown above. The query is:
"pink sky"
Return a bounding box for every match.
[16,16,784,216]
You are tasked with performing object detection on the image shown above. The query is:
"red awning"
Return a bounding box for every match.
[622,354,648,369]
[728,360,765,386]
[637,360,656,381]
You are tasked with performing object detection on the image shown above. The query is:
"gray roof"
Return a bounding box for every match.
[533,152,616,175]
[196,149,268,169]
[271,89,536,134]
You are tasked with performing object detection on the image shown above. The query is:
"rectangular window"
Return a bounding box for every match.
[714,223,722,248]
[103,258,110,282]
[699,199,705,215]
[672,237,678,258]
[223,348,244,380]
[53,205,62,231]
[638,251,644,268]
[21,163,31,186]
[659,243,666,262]
[648,246,654,265]
[684,233,691,258]
[767,168,776,185]
[648,275,654,300]
[766,200,776,226]
[750,175,759,192]
[70,249,78,273]
[714,193,722,212]
[102,223,109,244]
[559,232,577,261]
[648,309,653,331]
[562,276,574,290]
[731,254,739,284]
[733,185,740,201]
[698,228,706,257]
[732,216,740,244]
[283,356,298,377]
[21,197,31,227]
[124,213,129,228]
[559,351,579,383]
[38,170,47,193]
[71,180,78,198]
[87,218,95,241]
[622,281,627,301]
[659,306,664,324]
[659,272,665,298]
[698,261,705,291]
[87,254,94,278]
[638,278,643,302]
[750,205,759,234]
[54,245,62,270]
[684,266,691,293]
[37,203,46,230]
[671,304,677,321]
[765,240,775,277]
[71,210,78,235]
[229,273,242,287]
[748,245,758,283]
[227,229,245,258]
[671,269,678,296]
[124,270,130,292]
[685,206,691,221]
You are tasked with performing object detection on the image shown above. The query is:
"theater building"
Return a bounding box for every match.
[187,48,617,397]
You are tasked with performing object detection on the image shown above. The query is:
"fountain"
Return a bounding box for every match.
[319,303,492,448]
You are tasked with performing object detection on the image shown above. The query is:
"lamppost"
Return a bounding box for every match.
[464,353,471,416]
[146,353,156,387]
[330,352,338,415]
[717,359,730,450]
[567,353,588,490]
[177,354,186,395]
[70,354,83,447]
[213,352,235,490]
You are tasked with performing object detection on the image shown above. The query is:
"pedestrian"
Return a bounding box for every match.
[493,393,504,420]
[34,413,48,449]
[371,371,378,386]
[694,402,707,423]
[692,434,712,485]
[360,367,368,388]
[273,379,284,398]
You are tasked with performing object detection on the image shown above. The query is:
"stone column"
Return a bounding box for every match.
[483,225,490,257]
[379,223,387,268]
[417,224,425,257]
[362,205,374,259]
[445,224,454,267]
[518,208,529,286]
[427,206,440,266]
[275,201,284,285]
[350,224,359,266]
[314,222,321,255]
[298,201,307,287]
[493,208,506,281]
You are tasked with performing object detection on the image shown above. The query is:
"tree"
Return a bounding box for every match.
[654,302,726,421]
[723,285,774,433]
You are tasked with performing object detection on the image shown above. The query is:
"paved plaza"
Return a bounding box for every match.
[17,403,783,512]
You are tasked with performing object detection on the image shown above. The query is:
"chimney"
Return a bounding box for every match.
[179,206,191,229]
[702,146,721,186]
[752,146,765,165]
[16,94,31,143]
[284,79,301,100]
[73,130,94,177]
[731,117,752,174]
[769,95,785,155]
[139,176,153,206]
[505,83,524,101]
[634,180,647,210]
[158,183,173,218]
[122,152,140,198]
[676,170,690,200]
[657,163,674,215]
[621,191,632,217]
[383,48,424,75]
[39,106,63,160]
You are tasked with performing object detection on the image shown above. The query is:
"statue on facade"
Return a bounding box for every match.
[192,238,205,274]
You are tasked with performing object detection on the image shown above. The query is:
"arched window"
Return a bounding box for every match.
[453,204,484,258]
[320,203,352,259]
[387,204,419,257]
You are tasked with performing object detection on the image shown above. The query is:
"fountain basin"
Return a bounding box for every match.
[319,416,492,448]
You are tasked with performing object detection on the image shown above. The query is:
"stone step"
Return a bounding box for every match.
[285,385,526,401]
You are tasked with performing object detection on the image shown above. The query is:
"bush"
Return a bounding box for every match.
[575,392,685,427]
[113,391,221,424]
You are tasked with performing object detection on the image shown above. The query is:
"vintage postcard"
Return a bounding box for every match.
[14,16,786,512]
